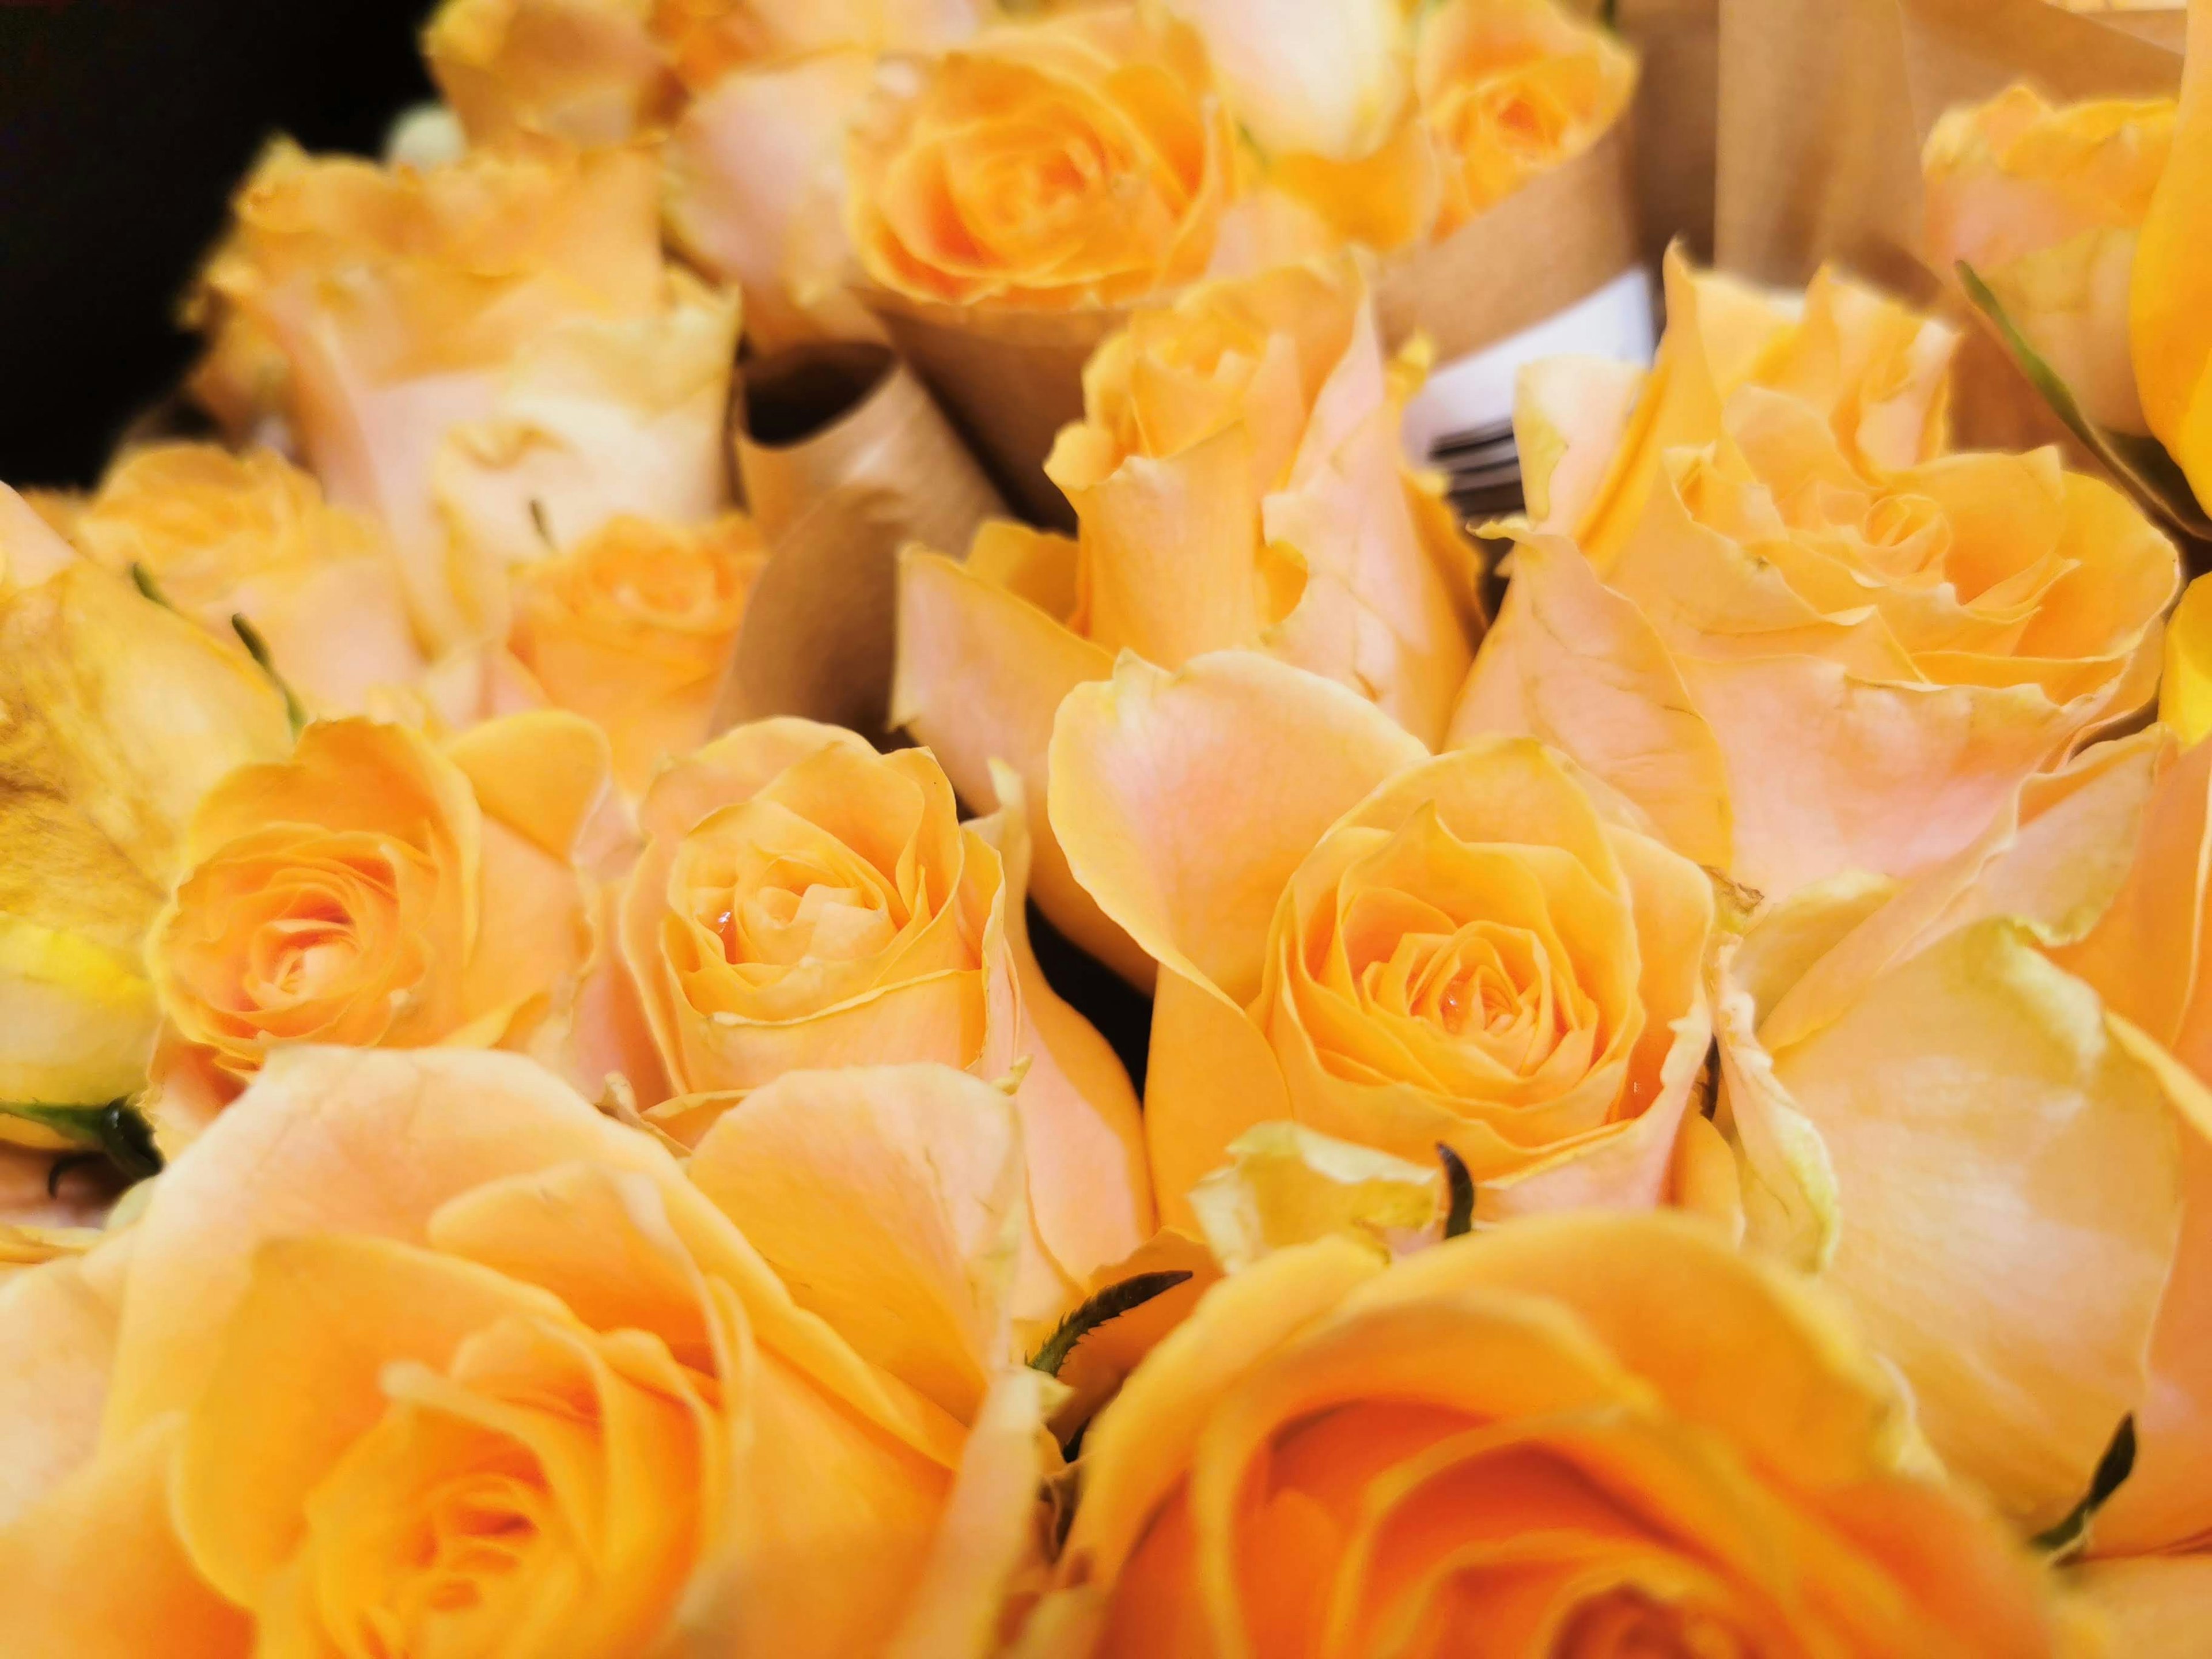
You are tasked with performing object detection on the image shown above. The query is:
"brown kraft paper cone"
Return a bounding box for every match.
[855,294,1125,531]
[717,340,1006,741]
[1571,0,1719,263]
[1374,117,1643,365]
[1717,0,2180,290]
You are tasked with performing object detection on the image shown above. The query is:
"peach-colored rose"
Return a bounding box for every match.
[1925,84,2175,434]
[846,6,1233,310]
[0,499,291,1149]
[1021,1213,2077,1657]
[71,443,426,715]
[1518,249,1960,575]
[611,718,1152,1317]
[1048,652,1714,1232]
[1459,253,2177,900]
[146,714,612,1143]
[190,134,739,651]
[895,257,1480,984]
[0,1046,1064,1657]
[507,512,766,792]
[1709,726,2212,1558]
[1180,0,1634,254]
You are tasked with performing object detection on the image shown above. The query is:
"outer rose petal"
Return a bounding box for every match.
[885,1368,1063,1659]
[0,1419,252,1659]
[2164,575,2212,748]
[2071,1556,2212,1654]
[889,544,1139,986]
[1144,963,1296,1230]
[684,1063,1025,1424]
[102,1046,672,1441]
[1449,532,1733,871]
[2130,0,2212,508]
[0,1241,124,1525]
[1048,651,1427,1006]
[1747,920,2184,1532]
[1156,0,1406,162]
[1186,1122,1443,1272]
[664,51,886,350]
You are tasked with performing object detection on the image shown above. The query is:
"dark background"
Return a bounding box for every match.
[0,0,440,487]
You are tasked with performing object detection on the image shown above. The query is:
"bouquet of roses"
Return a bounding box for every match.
[3,0,2212,1653]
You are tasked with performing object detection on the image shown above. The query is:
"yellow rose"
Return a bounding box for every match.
[146,714,612,1144]
[1025,1213,2074,1656]
[651,0,988,90]
[1460,253,2177,899]
[190,134,739,652]
[1924,84,2174,435]
[1709,726,2212,1550]
[2131,0,2212,508]
[71,444,426,716]
[845,6,1233,309]
[896,258,1480,984]
[1521,249,1959,575]
[1152,0,1407,164]
[613,718,1152,1315]
[508,512,766,793]
[1049,652,1715,1232]
[0,502,291,1151]
[0,1046,1063,1657]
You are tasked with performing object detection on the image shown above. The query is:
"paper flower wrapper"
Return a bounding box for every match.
[718,341,1006,738]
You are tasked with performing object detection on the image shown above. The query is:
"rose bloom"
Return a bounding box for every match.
[0,496,291,1145]
[190,133,738,652]
[508,512,766,793]
[1924,84,2174,434]
[425,0,684,145]
[146,714,612,1144]
[1709,726,2212,1626]
[845,6,1232,310]
[0,1046,1064,1657]
[896,258,1480,984]
[1179,0,1634,254]
[1459,251,2177,901]
[1048,652,1714,1231]
[612,717,1152,1316]
[71,443,426,715]
[1021,1212,2076,1657]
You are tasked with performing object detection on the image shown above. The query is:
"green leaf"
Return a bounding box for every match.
[1955,262,2212,550]
[230,613,308,738]
[1028,1271,1194,1378]
[2028,1414,2136,1559]
[1437,1142,1475,1238]
[0,1099,163,1183]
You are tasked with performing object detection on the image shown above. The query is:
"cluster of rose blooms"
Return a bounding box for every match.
[4,0,2212,1654]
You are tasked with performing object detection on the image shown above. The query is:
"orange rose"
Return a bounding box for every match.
[846,6,1233,310]
[190,134,739,650]
[613,718,1152,1315]
[508,512,766,792]
[1459,251,2177,899]
[71,443,426,715]
[0,1046,1063,1657]
[896,257,1480,983]
[147,714,612,1143]
[1049,652,1714,1231]
[1023,1213,2075,1656]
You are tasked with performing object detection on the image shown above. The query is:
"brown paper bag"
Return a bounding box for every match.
[1374,118,1643,365]
[856,295,1123,530]
[1716,0,2180,289]
[1566,0,1719,260]
[719,341,1006,740]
